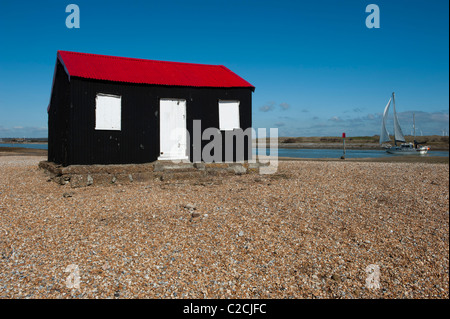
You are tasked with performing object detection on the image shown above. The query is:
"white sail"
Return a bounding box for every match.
[392,92,406,143]
[379,97,391,144]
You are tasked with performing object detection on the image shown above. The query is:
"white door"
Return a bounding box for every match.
[158,99,188,161]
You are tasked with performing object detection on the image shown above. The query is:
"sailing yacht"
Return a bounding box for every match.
[379,92,429,155]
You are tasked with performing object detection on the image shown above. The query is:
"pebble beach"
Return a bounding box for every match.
[0,155,448,299]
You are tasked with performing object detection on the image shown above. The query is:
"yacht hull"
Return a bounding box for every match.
[386,147,428,155]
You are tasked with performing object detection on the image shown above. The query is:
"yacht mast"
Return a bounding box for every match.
[393,92,397,146]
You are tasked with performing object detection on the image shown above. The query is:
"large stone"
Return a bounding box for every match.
[70,174,87,188]
[184,203,196,211]
[229,165,247,175]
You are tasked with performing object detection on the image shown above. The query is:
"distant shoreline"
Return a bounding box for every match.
[252,142,449,151]
[255,135,449,151]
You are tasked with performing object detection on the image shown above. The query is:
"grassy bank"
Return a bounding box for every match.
[0,147,47,156]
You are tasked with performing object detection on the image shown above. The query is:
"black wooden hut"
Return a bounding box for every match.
[47,51,255,166]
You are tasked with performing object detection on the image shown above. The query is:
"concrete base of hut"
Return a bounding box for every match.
[38,160,267,188]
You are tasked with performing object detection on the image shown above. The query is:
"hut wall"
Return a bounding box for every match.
[65,78,252,165]
[48,60,72,166]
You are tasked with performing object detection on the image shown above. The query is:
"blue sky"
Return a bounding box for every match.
[0,0,448,138]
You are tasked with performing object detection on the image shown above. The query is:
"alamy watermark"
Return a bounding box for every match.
[65,4,80,29]
[65,264,81,289]
[165,122,279,175]
[365,4,380,29]
[365,264,381,289]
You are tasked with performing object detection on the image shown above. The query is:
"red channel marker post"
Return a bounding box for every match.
[342,132,346,159]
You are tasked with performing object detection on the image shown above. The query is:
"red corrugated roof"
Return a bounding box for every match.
[57,50,255,90]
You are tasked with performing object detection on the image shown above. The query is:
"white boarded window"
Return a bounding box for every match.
[95,94,121,130]
[218,100,240,131]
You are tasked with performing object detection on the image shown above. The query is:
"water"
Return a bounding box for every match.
[0,143,48,150]
[0,143,448,158]
[254,148,449,159]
